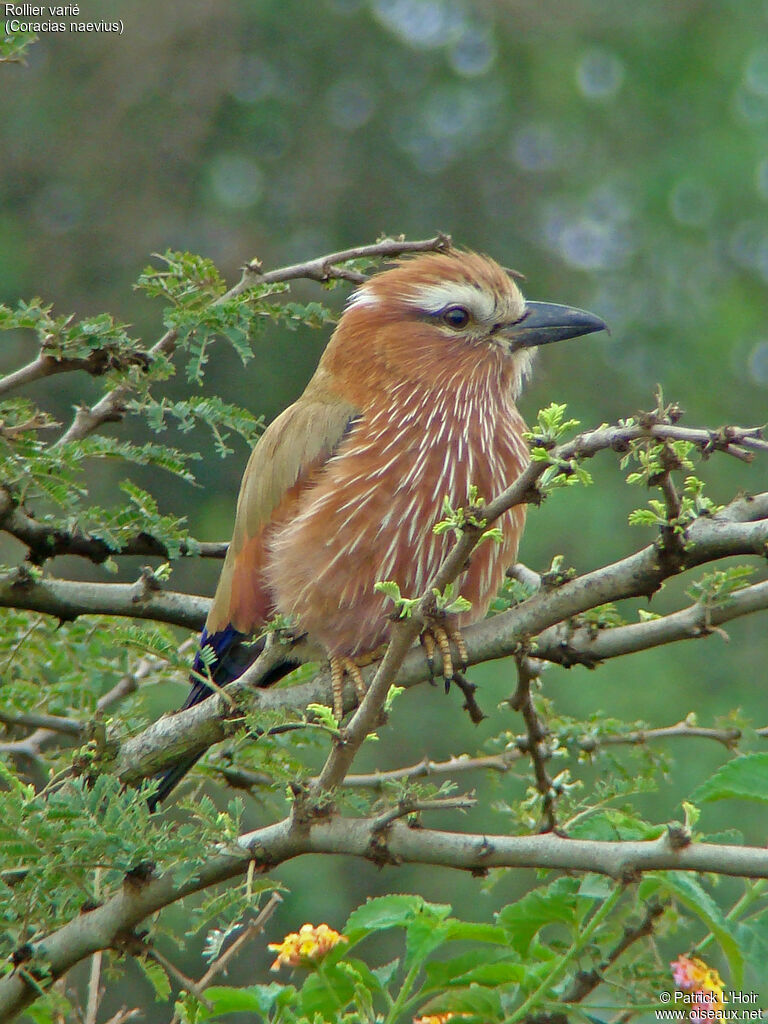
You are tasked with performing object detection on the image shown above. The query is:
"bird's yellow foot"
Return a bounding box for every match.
[420,622,469,692]
[328,645,387,719]
[329,655,368,721]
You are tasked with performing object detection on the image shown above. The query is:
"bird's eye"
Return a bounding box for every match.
[441,305,471,330]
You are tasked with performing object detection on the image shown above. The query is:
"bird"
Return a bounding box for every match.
[150,247,606,808]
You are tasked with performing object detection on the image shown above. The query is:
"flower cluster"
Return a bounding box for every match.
[671,955,726,1021]
[413,1015,474,1024]
[268,922,347,971]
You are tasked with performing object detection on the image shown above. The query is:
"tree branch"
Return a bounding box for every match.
[84,950,102,1024]
[113,497,768,786]
[239,233,452,288]
[0,489,227,564]
[510,656,559,832]
[0,709,83,737]
[0,355,60,398]
[0,568,209,629]
[307,715,746,789]
[54,235,451,446]
[0,647,187,788]
[1,814,766,1021]
[241,234,450,290]
[0,349,152,401]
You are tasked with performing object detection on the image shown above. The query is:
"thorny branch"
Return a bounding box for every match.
[0,647,180,786]
[190,713,752,796]
[0,486,227,565]
[166,893,283,1024]
[3,240,767,1020]
[242,233,452,287]
[510,656,559,833]
[0,816,766,1020]
[0,348,151,400]
[112,487,768,788]
[49,235,450,446]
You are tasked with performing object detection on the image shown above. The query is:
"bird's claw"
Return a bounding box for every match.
[420,623,468,692]
[420,630,437,683]
[329,655,368,721]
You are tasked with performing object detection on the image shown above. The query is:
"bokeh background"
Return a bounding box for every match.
[3,0,768,1012]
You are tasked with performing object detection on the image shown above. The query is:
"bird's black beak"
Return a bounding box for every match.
[504,301,608,349]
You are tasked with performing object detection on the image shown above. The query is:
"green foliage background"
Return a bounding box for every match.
[2,0,768,1017]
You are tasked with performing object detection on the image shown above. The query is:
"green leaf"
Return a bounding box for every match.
[416,985,504,1021]
[132,394,263,455]
[577,873,617,900]
[306,703,339,732]
[405,917,451,971]
[687,566,756,607]
[341,956,386,995]
[299,963,357,1018]
[0,27,38,63]
[372,957,400,989]
[344,894,450,941]
[136,957,172,1002]
[568,809,664,842]
[442,921,509,944]
[202,983,295,1016]
[691,753,768,804]
[496,878,581,956]
[374,579,420,618]
[423,950,526,993]
[658,873,744,986]
[18,989,72,1024]
[733,916,768,988]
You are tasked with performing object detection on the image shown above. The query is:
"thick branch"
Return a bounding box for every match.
[0,355,59,397]
[0,569,208,629]
[113,498,768,785]
[530,578,768,669]
[1,815,767,1021]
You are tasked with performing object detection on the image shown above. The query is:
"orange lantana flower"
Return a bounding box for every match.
[670,955,726,1022]
[268,922,347,971]
[413,1015,474,1024]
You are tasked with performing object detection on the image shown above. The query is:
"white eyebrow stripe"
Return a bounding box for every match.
[402,282,497,320]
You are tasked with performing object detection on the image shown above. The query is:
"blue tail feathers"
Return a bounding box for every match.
[149,624,300,810]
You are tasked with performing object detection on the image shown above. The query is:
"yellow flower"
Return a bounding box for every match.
[413,1015,474,1024]
[268,922,347,971]
[670,955,725,1020]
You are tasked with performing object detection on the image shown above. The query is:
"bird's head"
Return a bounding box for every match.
[327,248,607,398]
